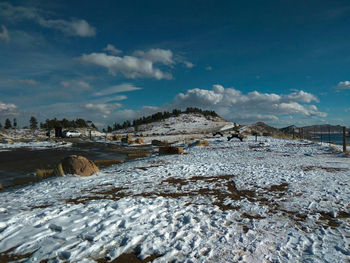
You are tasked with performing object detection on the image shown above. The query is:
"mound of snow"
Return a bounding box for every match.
[115,113,233,135]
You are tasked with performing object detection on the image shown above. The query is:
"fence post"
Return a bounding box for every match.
[343,126,347,153]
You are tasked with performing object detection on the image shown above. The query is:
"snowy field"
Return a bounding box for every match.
[0,137,349,262]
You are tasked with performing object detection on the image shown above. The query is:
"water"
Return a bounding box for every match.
[311,133,349,146]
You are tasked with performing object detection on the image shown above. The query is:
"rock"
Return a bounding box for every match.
[2,139,14,144]
[121,135,134,144]
[152,140,168,146]
[135,138,144,144]
[0,184,3,191]
[140,133,147,137]
[56,155,99,177]
[113,134,122,141]
[159,146,183,155]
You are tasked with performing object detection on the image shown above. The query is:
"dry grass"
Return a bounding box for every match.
[35,169,55,179]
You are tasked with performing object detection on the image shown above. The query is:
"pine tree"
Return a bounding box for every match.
[0,121,2,128]
[30,116,38,129]
[4,118,11,129]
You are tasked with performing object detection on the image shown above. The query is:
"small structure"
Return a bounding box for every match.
[55,127,63,138]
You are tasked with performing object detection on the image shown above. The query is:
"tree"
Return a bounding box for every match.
[0,121,2,128]
[13,118,17,128]
[30,116,38,129]
[4,118,11,129]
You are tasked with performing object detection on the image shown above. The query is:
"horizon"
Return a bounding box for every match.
[1,1,350,128]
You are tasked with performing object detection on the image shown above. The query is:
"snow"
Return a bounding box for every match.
[114,113,231,135]
[0,137,349,262]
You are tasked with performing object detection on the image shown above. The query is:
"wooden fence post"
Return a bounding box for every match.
[343,126,347,153]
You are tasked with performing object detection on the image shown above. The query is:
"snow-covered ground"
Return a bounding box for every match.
[115,113,231,135]
[0,137,349,262]
[0,141,72,151]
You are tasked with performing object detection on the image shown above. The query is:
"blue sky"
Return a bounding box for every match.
[0,0,349,128]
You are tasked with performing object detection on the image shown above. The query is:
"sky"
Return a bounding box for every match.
[0,0,350,128]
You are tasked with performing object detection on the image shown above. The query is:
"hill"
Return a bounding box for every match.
[240,122,286,137]
[114,112,233,135]
[280,124,347,135]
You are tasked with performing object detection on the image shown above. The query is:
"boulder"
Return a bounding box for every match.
[122,135,134,144]
[159,146,183,155]
[2,139,14,144]
[135,138,144,144]
[56,155,99,177]
[113,134,122,141]
[152,140,168,146]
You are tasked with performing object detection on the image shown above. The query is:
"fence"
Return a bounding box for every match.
[292,126,348,153]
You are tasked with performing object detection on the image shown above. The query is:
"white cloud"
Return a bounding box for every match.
[84,103,122,118]
[0,25,10,42]
[38,18,96,37]
[335,81,350,90]
[79,52,172,79]
[93,83,141,96]
[133,48,174,65]
[103,44,122,55]
[0,3,39,22]
[183,61,194,68]
[60,80,92,90]
[167,85,327,123]
[0,3,95,37]
[284,90,319,103]
[0,102,17,111]
[0,102,18,116]
[205,66,212,71]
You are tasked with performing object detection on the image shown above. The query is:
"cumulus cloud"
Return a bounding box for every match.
[335,81,350,90]
[93,83,141,96]
[0,25,10,42]
[0,3,95,37]
[38,18,96,37]
[0,102,17,116]
[79,52,172,79]
[167,85,326,123]
[103,44,122,55]
[284,90,319,103]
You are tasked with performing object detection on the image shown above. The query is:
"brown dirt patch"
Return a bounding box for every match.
[0,246,36,263]
[65,187,129,205]
[302,166,348,173]
[96,252,162,263]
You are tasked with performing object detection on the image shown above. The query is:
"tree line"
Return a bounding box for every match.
[106,107,219,132]
[0,117,96,130]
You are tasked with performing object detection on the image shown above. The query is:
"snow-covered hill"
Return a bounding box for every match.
[115,113,233,135]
